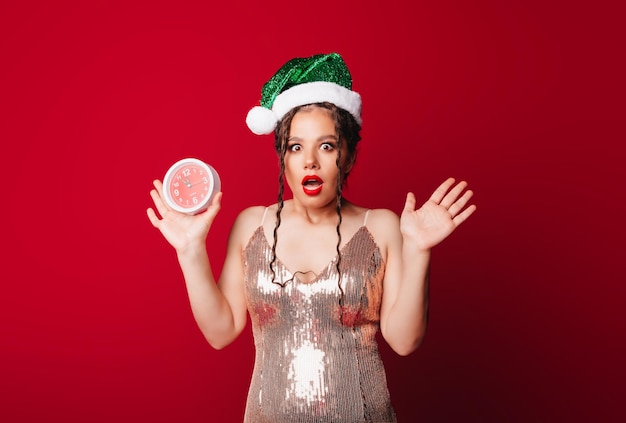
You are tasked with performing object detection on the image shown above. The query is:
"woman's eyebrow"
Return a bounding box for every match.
[287,134,338,142]
[317,134,338,142]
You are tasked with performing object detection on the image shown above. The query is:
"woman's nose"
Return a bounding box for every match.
[304,150,319,169]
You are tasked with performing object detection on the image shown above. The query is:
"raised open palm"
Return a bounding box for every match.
[401,178,476,251]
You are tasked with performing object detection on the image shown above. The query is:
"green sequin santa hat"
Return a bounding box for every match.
[245,52,362,135]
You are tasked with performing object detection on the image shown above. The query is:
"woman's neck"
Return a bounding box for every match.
[283,198,351,225]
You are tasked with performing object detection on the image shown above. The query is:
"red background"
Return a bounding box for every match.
[2,1,624,421]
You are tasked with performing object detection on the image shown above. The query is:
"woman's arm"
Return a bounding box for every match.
[379,178,476,355]
[147,180,253,349]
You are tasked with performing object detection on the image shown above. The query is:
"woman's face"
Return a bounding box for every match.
[284,106,349,207]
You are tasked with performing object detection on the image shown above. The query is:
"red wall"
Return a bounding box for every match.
[2,1,624,421]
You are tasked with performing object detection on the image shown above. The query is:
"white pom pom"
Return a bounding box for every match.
[246,106,278,135]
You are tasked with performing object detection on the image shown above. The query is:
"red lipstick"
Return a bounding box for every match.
[301,175,323,196]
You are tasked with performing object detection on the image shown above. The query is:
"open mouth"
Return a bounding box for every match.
[301,175,323,196]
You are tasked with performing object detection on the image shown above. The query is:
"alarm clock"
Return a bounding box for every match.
[162,158,221,215]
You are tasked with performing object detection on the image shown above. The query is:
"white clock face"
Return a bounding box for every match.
[163,158,220,215]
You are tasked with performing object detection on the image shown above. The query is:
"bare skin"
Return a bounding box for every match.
[147,106,476,355]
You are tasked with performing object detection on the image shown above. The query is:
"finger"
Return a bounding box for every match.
[452,204,477,226]
[149,188,167,216]
[429,178,455,204]
[212,191,223,208]
[440,180,468,209]
[153,179,165,197]
[146,207,160,228]
[150,183,169,218]
[201,192,223,220]
[447,189,473,217]
[403,192,417,213]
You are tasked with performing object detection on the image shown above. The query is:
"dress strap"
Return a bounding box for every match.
[363,209,371,226]
[261,207,269,226]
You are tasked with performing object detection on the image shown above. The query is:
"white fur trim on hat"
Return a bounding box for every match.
[273,81,362,125]
[245,81,362,135]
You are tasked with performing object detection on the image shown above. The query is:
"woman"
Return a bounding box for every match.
[147,53,476,422]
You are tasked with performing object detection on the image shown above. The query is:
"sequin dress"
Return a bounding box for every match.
[242,210,397,422]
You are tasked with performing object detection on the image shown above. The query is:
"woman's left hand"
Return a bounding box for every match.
[400,178,476,251]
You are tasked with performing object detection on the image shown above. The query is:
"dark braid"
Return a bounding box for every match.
[335,139,346,323]
[332,108,346,315]
[269,138,287,286]
[270,103,362,306]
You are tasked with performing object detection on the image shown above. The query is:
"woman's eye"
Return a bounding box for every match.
[289,144,301,152]
[321,143,335,151]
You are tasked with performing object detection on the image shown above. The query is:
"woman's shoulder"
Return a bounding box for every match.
[340,202,399,231]
[364,207,400,228]
[235,205,268,224]
[361,207,402,251]
[367,207,399,219]
[230,205,271,245]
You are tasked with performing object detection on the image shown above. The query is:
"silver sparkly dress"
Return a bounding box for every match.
[242,212,397,422]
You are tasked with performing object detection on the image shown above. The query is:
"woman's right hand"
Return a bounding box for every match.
[146,179,222,253]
